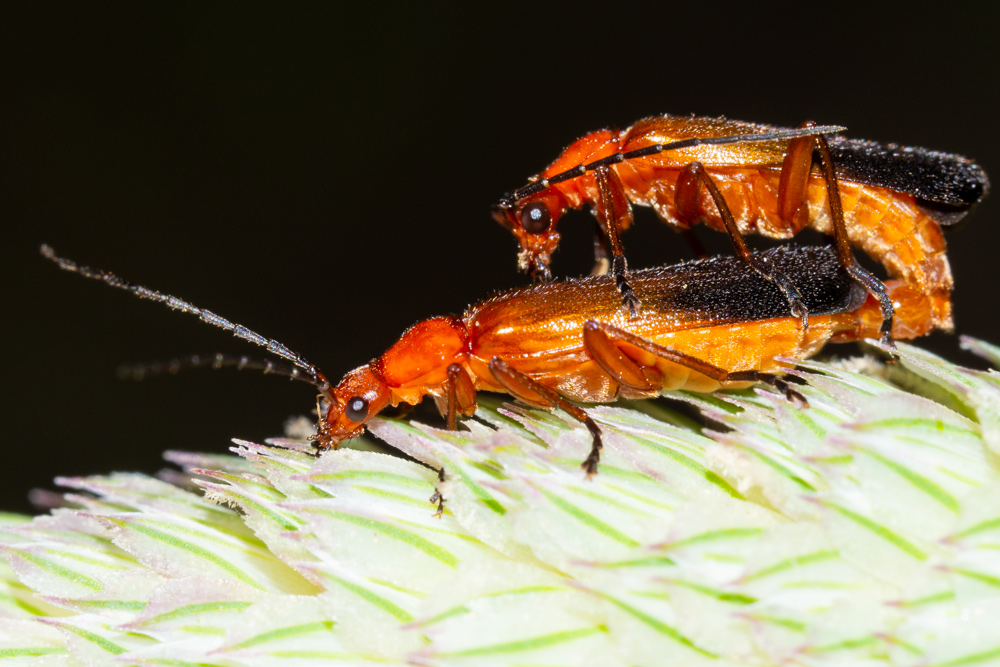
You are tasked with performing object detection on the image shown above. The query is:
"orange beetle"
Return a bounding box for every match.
[44,243,919,488]
[495,115,988,340]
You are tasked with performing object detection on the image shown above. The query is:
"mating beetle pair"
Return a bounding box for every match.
[45,114,989,483]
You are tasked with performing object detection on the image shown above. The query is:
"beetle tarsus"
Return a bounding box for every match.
[728,370,809,407]
[879,332,900,364]
[776,379,809,407]
[746,255,809,331]
[429,490,445,517]
[581,430,603,478]
[612,255,641,316]
[429,467,447,517]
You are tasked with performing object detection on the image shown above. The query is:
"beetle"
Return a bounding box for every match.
[494,115,988,342]
[44,242,922,489]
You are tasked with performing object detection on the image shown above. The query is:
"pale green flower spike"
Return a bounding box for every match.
[3,339,1000,665]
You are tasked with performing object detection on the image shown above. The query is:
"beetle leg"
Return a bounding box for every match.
[584,320,809,407]
[431,366,475,518]
[582,321,657,391]
[443,363,477,430]
[815,130,897,356]
[779,122,897,357]
[777,128,816,230]
[488,357,604,476]
[676,162,809,330]
[429,467,446,518]
[593,166,640,316]
[310,394,328,456]
[681,229,709,259]
[590,218,612,276]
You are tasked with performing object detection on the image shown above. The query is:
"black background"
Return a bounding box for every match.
[3,4,998,513]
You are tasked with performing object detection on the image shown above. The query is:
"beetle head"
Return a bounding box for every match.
[317,365,392,448]
[316,316,468,449]
[492,189,566,282]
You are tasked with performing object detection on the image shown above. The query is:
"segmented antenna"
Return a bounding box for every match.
[41,244,329,390]
[118,353,326,387]
[497,124,847,208]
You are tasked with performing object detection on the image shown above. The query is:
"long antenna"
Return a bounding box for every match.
[117,353,327,388]
[497,124,847,209]
[41,244,329,390]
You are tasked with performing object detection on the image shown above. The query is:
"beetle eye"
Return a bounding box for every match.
[519,201,552,234]
[345,397,369,422]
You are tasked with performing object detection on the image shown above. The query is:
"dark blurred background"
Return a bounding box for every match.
[2,4,998,513]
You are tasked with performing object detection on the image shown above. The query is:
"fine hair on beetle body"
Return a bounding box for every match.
[495,114,989,346]
[44,242,928,503]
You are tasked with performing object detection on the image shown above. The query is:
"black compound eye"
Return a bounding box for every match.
[345,397,369,422]
[519,201,552,234]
